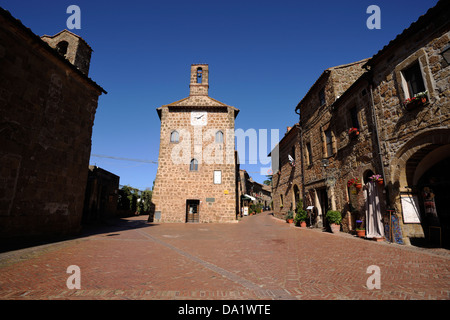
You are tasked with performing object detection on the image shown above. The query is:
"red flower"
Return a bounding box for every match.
[348,128,360,135]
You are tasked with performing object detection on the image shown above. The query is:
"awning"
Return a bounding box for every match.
[242,194,256,201]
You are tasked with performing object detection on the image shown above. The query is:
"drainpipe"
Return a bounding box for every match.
[366,69,390,207]
[295,109,307,208]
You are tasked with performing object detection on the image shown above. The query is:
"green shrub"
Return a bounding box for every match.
[326,210,342,225]
[295,199,307,222]
[286,211,294,219]
[294,209,307,223]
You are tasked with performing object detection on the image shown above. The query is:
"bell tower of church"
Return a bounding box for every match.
[189,64,209,96]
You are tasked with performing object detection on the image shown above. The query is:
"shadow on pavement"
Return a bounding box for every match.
[0,215,157,254]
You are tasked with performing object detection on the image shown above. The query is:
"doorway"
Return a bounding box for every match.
[186,200,200,223]
[318,188,329,229]
[417,158,450,248]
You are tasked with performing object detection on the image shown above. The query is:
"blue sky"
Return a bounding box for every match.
[1,0,439,190]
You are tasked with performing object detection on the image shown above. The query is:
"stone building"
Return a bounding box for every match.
[151,64,239,223]
[82,166,120,224]
[293,0,450,246]
[362,0,450,246]
[288,59,368,228]
[270,124,302,220]
[238,169,272,214]
[0,8,106,241]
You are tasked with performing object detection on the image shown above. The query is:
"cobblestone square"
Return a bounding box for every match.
[1,213,449,301]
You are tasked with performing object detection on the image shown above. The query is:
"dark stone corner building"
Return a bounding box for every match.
[0,7,106,242]
[272,0,450,248]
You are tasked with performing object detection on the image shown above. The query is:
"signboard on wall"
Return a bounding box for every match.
[400,194,421,224]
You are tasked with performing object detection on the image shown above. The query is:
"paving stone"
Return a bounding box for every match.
[0,213,449,300]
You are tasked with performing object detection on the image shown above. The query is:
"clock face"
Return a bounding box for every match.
[191,111,207,126]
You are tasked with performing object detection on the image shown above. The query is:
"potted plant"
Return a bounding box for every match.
[355,220,366,237]
[347,178,362,190]
[354,178,362,190]
[326,210,342,233]
[294,208,308,227]
[286,211,294,224]
[369,174,384,186]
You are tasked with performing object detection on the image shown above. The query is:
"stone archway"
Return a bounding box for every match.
[391,129,450,191]
[391,129,450,247]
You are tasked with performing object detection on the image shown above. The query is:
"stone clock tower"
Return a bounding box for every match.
[151,64,239,223]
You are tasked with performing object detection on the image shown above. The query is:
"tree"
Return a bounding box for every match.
[263,175,272,186]
[118,185,139,213]
[140,188,153,214]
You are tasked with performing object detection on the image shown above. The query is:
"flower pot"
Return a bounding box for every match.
[330,223,340,234]
[287,219,293,224]
[377,179,384,186]
[300,221,307,228]
[356,229,366,237]
[355,183,362,190]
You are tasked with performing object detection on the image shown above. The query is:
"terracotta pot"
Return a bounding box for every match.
[300,221,307,228]
[355,183,362,190]
[356,229,366,237]
[287,219,293,224]
[377,179,384,186]
[330,223,340,234]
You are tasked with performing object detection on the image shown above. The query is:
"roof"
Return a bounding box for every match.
[294,58,369,112]
[41,29,93,51]
[363,0,450,68]
[157,95,239,119]
[268,123,299,157]
[0,6,106,95]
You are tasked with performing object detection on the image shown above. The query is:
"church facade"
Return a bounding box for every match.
[151,64,239,223]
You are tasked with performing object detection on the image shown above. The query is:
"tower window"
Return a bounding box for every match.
[215,131,224,143]
[197,68,203,84]
[170,130,179,143]
[190,159,198,171]
[56,41,68,57]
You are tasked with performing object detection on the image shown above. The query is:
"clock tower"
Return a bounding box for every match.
[151,64,240,223]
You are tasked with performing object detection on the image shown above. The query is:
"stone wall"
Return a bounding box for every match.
[271,126,302,220]
[367,8,450,243]
[0,10,104,240]
[297,60,369,229]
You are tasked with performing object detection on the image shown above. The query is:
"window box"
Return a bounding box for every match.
[403,91,429,110]
[348,127,360,139]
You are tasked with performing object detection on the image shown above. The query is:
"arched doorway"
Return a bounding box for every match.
[392,129,450,247]
[416,157,450,248]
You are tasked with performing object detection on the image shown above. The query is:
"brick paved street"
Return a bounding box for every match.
[0,212,449,300]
